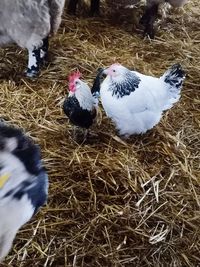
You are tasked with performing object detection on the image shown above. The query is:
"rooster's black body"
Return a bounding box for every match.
[63,95,96,129]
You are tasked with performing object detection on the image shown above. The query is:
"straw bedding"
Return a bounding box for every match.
[0,0,199,266]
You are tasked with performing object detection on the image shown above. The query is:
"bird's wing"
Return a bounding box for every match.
[91,68,104,96]
[118,71,165,113]
[63,97,79,116]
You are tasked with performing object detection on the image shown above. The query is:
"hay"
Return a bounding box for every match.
[0,1,200,266]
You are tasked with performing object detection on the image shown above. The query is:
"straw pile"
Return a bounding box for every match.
[0,1,199,266]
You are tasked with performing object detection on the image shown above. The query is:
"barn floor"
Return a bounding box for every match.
[0,1,200,266]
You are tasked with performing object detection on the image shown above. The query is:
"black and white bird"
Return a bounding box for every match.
[0,123,48,261]
[63,71,97,139]
[92,63,186,137]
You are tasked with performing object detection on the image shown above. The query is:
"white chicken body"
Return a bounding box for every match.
[100,64,185,136]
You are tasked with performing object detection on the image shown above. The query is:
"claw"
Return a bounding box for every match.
[25,68,39,78]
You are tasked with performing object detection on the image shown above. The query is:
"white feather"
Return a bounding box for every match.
[73,80,97,111]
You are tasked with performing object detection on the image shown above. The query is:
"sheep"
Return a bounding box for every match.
[0,123,48,261]
[104,0,145,30]
[0,0,65,77]
[68,0,188,38]
[67,0,144,33]
[140,0,189,38]
[106,0,188,37]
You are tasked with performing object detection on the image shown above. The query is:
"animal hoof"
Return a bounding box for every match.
[146,31,155,39]
[25,69,39,78]
[143,26,155,39]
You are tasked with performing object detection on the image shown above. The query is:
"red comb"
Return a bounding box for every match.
[68,71,82,83]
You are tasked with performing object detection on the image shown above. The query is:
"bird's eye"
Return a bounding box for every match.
[113,69,116,72]
[75,81,79,85]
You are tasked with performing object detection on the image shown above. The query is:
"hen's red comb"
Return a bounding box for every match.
[68,71,82,83]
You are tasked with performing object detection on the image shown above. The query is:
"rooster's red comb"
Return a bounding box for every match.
[68,71,82,83]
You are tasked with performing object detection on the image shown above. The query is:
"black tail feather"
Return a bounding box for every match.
[91,68,104,96]
[163,64,186,89]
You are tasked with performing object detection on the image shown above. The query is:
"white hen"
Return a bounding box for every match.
[97,63,185,137]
